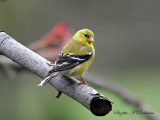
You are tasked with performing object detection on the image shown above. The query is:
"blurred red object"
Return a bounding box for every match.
[29,22,72,61]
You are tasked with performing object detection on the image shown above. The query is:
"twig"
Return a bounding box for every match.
[0,60,16,79]
[56,91,62,98]
[0,56,22,70]
[0,30,112,116]
[84,72,160,120]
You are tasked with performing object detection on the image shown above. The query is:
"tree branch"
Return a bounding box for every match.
[84,72,160,120]
[0,30,112,116]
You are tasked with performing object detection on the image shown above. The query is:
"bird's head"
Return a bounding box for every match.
[50,22,72,42]
[73,29,94,46]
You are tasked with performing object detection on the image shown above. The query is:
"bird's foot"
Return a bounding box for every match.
[46,61,54,66]
[78,82,89,86]
[78,77,89,86]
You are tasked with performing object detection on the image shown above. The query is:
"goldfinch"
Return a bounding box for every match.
[38,29,95,86]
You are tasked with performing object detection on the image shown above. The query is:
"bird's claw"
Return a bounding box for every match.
[46,62,54,66]
[78,82,89,86]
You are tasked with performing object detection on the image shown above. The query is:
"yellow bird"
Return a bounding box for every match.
[38,29,95,86]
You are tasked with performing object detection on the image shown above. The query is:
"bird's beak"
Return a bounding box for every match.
[88,37,94,43]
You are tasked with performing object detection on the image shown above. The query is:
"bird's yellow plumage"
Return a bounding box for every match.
[38,29,95,86]
[62,29,95,77]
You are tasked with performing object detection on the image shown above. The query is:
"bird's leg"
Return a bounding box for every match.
[80,77,89,86]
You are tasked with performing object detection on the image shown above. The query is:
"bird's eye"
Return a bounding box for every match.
[84,34,89,38]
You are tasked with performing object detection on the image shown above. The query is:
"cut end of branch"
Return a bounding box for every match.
[0,30,4,32]
[90,95,112,116]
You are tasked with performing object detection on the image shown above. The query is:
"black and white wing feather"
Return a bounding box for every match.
[38,52,92,86]
[54,52,93,71]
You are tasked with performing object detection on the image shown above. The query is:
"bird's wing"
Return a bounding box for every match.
[53,52,93,71]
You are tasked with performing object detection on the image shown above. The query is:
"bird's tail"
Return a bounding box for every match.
[37,72,59,86]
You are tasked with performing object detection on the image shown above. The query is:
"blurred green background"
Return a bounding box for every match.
[0,0,160,120]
